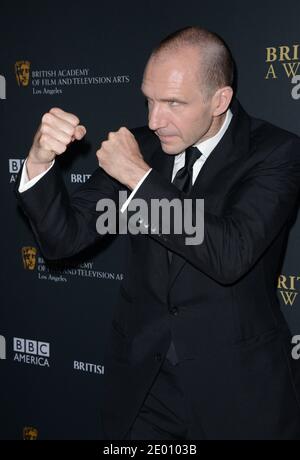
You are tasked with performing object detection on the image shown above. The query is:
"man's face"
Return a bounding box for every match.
[142,47,216,155]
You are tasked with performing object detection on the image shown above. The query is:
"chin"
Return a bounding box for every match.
[160,143,182,155]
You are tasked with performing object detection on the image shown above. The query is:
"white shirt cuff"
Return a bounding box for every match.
[18,158,55,193]
[120,168,152,213]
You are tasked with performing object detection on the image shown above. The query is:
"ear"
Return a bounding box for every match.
[212,86,233,117]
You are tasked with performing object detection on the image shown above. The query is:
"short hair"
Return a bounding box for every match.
[151,26,235,97]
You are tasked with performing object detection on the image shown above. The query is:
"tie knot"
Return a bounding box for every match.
[185,146,201,172]
[172,145,201,194]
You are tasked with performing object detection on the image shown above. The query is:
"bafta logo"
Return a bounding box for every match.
[22,246,37,271]
[23,426,38,440]
[15,61,30,87]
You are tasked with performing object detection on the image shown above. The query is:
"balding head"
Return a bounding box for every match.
[150,26,235,99]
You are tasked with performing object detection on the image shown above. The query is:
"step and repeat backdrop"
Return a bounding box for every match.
[1,0,300,440]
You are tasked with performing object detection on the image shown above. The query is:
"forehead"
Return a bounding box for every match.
[142,48,201,96]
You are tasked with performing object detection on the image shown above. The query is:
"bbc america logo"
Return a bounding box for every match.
[1,335,50,366]
[13,337,50,367]
[14,338,50,356]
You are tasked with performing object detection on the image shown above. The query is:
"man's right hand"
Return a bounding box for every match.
[26,107,86,180]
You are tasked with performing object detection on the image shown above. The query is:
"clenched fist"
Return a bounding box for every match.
[27,107,86,180]
[96,127,150,190]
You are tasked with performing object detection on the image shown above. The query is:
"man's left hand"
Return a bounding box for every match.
[96,127,151,190]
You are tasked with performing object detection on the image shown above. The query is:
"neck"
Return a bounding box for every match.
[201,112,227,142]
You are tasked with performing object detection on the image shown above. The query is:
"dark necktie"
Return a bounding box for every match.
[168,146,201,264]
[172,146,201,194]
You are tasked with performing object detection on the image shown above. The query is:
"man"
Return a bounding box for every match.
[16,26,300,440]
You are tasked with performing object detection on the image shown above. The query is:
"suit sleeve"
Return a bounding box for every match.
[133,137,300,285]
[15,162,122,260]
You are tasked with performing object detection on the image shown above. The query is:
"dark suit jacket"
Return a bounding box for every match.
[16,100,300,440]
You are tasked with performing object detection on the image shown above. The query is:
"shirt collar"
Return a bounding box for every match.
[174,108,233,164]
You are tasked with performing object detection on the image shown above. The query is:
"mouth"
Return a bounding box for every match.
[156,133,176,143]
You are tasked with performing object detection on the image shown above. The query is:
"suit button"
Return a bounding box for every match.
[170,306,178,316]
[155,353,162,362]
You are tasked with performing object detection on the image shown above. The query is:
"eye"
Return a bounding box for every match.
[168,100,180,107]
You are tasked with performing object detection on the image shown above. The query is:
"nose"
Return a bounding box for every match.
[148,103,167,131]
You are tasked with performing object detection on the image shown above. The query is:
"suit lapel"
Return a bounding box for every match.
[149,142,174,182]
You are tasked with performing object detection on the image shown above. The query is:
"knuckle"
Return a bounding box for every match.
[96,149,103,160]
[42,113,51,124]
[65,126,74,136]
[40,124,48,135]
[67,112,79,125]
[49,107,59,114]
[70,115,80,126]
[63,133,71,144]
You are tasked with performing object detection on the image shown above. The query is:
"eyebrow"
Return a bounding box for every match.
[160,97,186,103]
[141,90,186,104]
